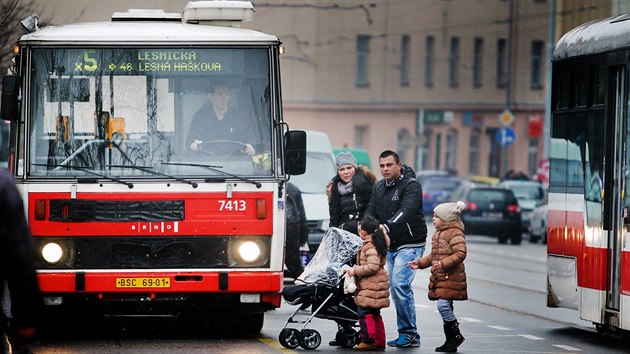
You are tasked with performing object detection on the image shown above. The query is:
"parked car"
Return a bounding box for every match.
[528,194,548,244]
[452,183,522,244]
[498,180,546,233]
[422,176,465,215]
[468,175,500,186]
[416,169,455,186]
[290,131,337,257]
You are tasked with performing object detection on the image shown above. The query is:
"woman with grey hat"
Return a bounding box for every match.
[325,151,375,347]
[408,201,467,352]
[326,152,376,235]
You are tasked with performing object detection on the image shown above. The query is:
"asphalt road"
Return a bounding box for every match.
[23,224,630,353]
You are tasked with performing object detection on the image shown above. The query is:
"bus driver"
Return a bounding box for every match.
[187,80,257,156]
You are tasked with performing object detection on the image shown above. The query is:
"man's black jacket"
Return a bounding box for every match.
[365,165,427,251]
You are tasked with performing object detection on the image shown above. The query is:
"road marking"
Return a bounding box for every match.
[488,325,511,331]
[259,337,296,353]
[518,334,544,340]
[460,317,482,322]
[553,344,582,351]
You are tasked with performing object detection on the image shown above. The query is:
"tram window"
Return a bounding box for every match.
[572,67,588,108]
[593,65,606,106]
[584,111,604,222]
[554,67,570,110]
[550,112,586,193]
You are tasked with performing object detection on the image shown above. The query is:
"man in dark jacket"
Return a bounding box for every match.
[187,80,259,156]
[285,182,309,279]
[1,168,41,353]
[365,150,427,348]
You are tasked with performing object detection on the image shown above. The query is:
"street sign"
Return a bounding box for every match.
[496,127,515,147]
[499,109,514,126]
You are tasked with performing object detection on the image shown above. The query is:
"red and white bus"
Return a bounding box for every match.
[0,1,306,333]
[547,13,630,337]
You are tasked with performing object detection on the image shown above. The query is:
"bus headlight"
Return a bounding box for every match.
[42,242,64,264]
[239,241,261,262]
[228,238,269,267]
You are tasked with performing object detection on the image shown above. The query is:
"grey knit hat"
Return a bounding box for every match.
[336,152,358,169]
[433,201,466,222]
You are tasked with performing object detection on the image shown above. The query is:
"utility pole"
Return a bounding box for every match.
[543,0,556,160]
[502,0,514,178]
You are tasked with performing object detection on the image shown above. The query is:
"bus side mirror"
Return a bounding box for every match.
[1,76,20,121]
[284,130,306,176]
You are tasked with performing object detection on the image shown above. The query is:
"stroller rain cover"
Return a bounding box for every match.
[295,227,363,288]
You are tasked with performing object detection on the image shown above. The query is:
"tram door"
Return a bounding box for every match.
[605,65,626,314]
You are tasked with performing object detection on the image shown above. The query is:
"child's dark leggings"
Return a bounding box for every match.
[357,306,385,347]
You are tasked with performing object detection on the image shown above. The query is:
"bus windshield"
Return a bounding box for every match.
[27,47,273,178]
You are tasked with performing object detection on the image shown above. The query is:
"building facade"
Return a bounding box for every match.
[253,0,550,178]
[16,0,627,178]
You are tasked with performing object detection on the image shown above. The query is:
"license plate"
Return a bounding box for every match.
[115,277,171,288]
[483,212,503,218]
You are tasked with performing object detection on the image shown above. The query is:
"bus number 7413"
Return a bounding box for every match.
[218,200,247,211]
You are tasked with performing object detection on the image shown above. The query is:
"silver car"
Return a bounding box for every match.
[528,195,548,243]
[498,180,546,234]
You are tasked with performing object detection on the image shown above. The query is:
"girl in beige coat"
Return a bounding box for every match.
[346,215,390,350]
[408,201,467,352]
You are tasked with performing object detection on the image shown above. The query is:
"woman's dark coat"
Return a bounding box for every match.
[326,165,375,234]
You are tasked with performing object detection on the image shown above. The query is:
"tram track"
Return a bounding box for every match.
[414,273,593,330]
[418,228,592,329]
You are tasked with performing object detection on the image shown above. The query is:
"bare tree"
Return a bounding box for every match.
[0,0,41,75]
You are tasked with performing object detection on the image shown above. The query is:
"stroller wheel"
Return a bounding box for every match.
[336,327,359,348]
[299,329,322,350]
[279,328,300,349]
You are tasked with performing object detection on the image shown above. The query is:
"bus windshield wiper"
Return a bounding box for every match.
[33,163,133,189]
[107,165,198,188]
[161,162,261,188]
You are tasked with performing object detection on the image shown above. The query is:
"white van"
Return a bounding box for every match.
[289,131,336,255]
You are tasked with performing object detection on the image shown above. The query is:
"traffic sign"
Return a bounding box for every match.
[499,109,514,126]
[496,127,515,147]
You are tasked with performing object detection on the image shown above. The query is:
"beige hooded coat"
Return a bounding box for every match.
[353,233,390,309]
[416,219,468,301]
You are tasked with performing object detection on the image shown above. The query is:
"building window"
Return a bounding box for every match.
[356,35,371,87]
[424,35,435,87]
[473,38,483,88]
[422,130,432,170]
[400,34,410,86]
[531,40,544,89]
[449,37,460,87]
[354,125,369,148]
[445,130,457,171]
[468,129,480,175]
[497,38,507,88]
[435,133,442,170]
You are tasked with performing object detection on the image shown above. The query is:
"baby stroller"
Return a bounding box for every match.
[279,228,363,350]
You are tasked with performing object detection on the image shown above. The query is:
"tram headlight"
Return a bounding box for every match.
[42,242,64,264]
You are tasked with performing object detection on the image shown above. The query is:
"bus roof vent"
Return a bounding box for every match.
[112,9,182,22]
[183,1,254,27]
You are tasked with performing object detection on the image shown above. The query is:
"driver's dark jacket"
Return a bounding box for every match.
[0,169,41,352]
[186,101,257,153]
[365,165,427,251]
